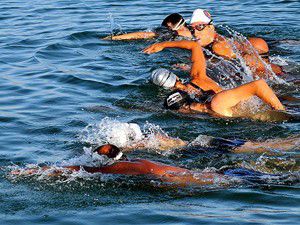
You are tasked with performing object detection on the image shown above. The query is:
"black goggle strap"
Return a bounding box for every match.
[259,52,269,59]
[189,82,202,91]
[159,70,172,86]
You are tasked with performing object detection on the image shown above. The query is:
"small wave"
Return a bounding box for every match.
[67,31,99,41]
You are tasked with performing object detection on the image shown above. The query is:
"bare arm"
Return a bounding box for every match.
[143,40,222,93]
[122,133,188,152]
[103,31,157,40]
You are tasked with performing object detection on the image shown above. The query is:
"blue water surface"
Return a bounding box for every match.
[0,0,299,224]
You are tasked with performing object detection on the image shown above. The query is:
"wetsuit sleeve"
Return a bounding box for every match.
[208,137,246,152]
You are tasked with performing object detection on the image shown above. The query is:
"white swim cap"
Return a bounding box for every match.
[190,9,212,25]
[150,68,177,89]
[106,122,144,147]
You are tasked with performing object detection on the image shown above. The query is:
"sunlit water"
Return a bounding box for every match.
[0,0,299,224]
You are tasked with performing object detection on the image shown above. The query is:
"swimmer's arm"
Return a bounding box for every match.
[103,31,157,40]
[123,133,188,151]
[143,41,222,93]
[188,42,221,93]
[152,133,188,150]
[189,102,210,113]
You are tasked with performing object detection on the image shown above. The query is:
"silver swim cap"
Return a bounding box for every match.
[150,68,177,89]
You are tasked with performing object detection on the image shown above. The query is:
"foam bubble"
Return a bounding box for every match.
[269,56,289,66]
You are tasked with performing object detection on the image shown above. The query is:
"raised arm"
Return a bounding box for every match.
[103,31,157,40]
[143,40,222,93]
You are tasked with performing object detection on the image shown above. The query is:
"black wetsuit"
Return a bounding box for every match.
[188,82,216,103]
[173,136,246,159]
[219,167,276,184]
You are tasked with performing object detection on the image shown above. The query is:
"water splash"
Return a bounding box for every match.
[108,13,114,38]
[107,13,124,38]
[204,48,253,89]
[217,25,288,85]
[79,117,171,149]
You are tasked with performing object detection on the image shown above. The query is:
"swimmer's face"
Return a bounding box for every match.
[192,25,215,46]
[178,103,192,114]
[193,24,214,34]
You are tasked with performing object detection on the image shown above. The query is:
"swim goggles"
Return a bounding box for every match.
[194,20,213,32]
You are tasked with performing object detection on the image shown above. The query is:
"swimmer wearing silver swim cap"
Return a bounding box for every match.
[150,68,177,89]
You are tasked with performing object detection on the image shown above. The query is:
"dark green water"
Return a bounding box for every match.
[0,0,299,224]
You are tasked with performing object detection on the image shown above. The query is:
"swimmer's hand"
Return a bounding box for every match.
[102,35,112,40]
[143,43,165,54]
[173,63,191,71]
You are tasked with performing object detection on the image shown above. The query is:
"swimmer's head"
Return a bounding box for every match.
[150,68,177,89]
[164,90,193,110]
[190,9,212,26]
[93,144,125,160]
[162,13,186,31]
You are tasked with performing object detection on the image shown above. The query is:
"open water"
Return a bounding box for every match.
[0,0,299,224]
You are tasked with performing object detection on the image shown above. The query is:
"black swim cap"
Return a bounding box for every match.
[164,90,192,110]
[161,13,185,28]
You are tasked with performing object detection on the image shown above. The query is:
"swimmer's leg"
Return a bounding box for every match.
[234,135,300,153]
[161,171,224,186]
[210,79,285,117]
[221,167,273,184]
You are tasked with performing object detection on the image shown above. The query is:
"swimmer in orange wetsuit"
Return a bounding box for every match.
[10,144,296,187]
[11,144,296,186]
[10,144,226,186]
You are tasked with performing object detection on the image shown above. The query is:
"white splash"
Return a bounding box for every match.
[269,56,289,66]
[80,117,144,147]
[217,25,288,85]
[79,117,170,149]
[189,134,214,147]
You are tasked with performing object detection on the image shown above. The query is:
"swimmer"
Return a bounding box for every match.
[103,124,299,154]
[176,9,283,76]
[104,10,282,76]
[102,13,188,41]
[143,40,285,118]
[10,144,288,187]
[151,134,300,154]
